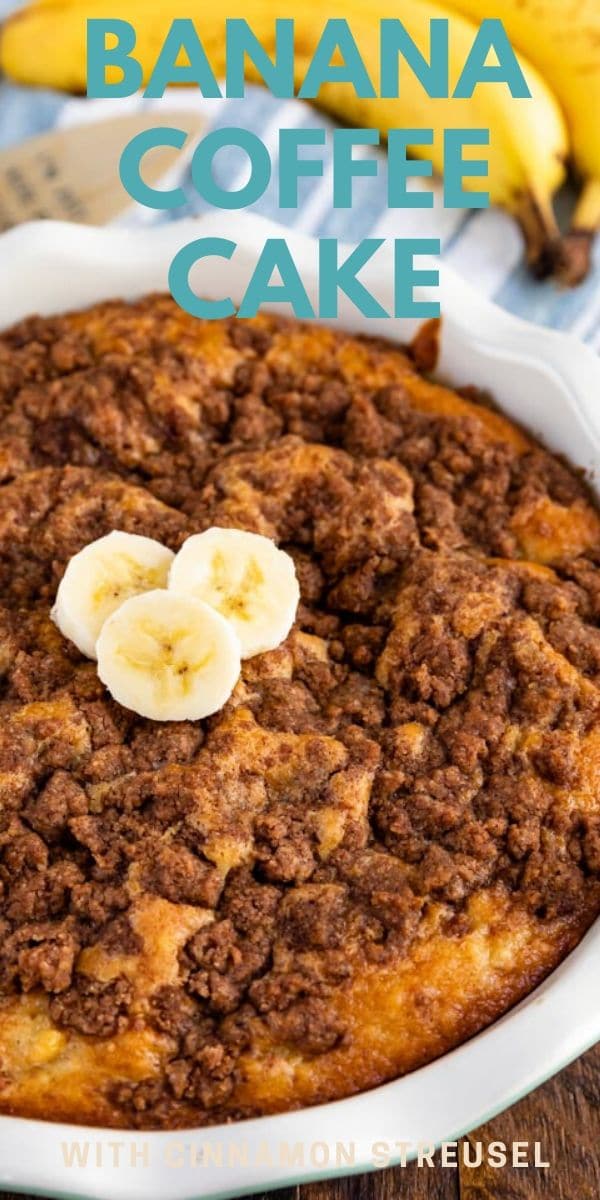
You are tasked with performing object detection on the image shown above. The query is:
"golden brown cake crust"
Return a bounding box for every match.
[0,299,599,1129]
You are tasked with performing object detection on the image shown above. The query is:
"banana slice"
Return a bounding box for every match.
[52,530,174,659]
[169,527,300,658]
[96,589,241,722]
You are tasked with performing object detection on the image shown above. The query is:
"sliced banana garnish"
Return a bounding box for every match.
[51,525,298,720]
[169,527,300,659]
[51,530,174,660]
[96,590,241,722]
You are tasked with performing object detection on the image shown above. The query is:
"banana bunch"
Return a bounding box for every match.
[0,0,596,281]
[442,0,600,283]
[53,528,300,720]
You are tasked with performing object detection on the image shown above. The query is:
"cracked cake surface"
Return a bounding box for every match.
[0,298,599,1128]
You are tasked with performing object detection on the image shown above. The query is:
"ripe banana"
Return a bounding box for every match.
[52,530,174,659]
[169,527,300,658]
[0,0,569,277]
[96,589,241,721]
[441,0,600,282]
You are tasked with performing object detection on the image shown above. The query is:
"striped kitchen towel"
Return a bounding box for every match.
[1,0,599,348]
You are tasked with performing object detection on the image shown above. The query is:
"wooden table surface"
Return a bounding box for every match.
[1,1042,598,1200]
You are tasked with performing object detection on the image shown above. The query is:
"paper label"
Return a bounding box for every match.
[0,110,204,230]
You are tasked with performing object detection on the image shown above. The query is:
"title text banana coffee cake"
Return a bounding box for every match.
[0,298,599,1129]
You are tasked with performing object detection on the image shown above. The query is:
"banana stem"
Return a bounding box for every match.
[556,178,600,288]
[515,190,595,287]
[514,191,565,280]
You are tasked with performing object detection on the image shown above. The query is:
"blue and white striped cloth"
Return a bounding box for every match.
[1,0,599,349]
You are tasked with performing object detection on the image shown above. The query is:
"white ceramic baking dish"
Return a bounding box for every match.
[0,212,599,1200]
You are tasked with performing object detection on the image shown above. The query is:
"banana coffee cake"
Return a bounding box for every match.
[0,297,599,1129]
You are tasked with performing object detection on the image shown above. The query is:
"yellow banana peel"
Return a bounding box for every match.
[0,0,571,277]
